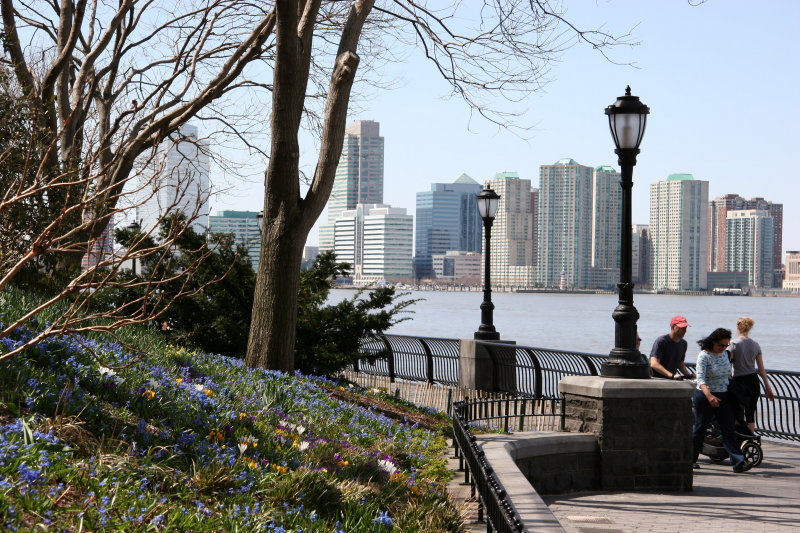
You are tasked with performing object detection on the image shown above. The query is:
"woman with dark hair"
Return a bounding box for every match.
[692,328,751,473]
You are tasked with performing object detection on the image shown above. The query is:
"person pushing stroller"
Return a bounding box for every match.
[691,327,753,473]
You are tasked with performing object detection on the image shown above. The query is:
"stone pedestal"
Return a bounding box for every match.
[559,376,695,491]
[459,339,516,392]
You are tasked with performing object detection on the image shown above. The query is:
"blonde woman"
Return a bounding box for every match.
[729,317,774,434]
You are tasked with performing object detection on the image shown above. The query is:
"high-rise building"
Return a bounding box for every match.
[484,172,536,288]
[783,251,800,293]
[708,194,745,272]
[588,165,623,288]
[413,173,482,279]
[135,124,210,234]
[537,159,594,288]
[530,188,539,267]
[725,209,774,288]
[320,120,384,251]
[649,174,709,291]
[208,211,261,269]
[333,203,412,283]
[631,224,650,286]
[708,194,783,275]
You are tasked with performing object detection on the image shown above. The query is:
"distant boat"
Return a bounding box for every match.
[712,287,745,296]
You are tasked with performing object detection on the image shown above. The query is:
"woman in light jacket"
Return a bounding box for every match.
[692,328,751,473]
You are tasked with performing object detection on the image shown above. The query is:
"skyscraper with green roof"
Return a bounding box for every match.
[649,174,709,290]
[538,159,594,288]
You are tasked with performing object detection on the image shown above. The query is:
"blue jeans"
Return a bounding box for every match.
[692,389,745,469]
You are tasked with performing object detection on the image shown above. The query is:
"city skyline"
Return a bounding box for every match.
[208,1,799,255]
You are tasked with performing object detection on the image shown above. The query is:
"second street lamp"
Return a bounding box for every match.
[602,86,651,379]
[474,186,501,341]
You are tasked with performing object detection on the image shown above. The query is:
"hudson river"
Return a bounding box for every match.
[329,290,799,372]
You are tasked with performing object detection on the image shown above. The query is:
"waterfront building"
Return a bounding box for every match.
[431,251,482,282]
[320,120,384,251]
[81,218,114,270]
[783,251,800,293]
[708,194,784,281]
[649,174,709,291]
[413,174,482,279]
[208,211,261,269]
[302,246,320,269]
[482,172,536,288]
[538,159,593,288]
[632,224,651,287]
[591,165,622,270]
[530,188,539,267]
[333,203,412,283]
[588,165,622,289]
[134,124,210,234]
[725,209,774,288]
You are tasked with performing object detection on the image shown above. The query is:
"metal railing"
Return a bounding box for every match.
[452,396,564,533]
[356,334,460,385]
[354,333,800,442]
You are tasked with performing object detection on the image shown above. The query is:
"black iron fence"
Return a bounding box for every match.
[452,396,564,533]
[354,333,800,442]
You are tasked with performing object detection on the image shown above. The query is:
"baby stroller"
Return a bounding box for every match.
[702,418,763,467]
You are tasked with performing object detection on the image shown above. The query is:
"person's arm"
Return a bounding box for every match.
[650,356,678,378]
[677,360,696,379]
[696,352,719,405]
[756,352,775,401]
[700,383,720,407]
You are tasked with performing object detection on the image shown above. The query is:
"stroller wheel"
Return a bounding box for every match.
[741,441,763,467]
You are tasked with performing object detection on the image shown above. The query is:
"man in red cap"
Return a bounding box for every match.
[650,315,697,380]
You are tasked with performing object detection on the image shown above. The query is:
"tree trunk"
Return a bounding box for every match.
[246,212,306,372]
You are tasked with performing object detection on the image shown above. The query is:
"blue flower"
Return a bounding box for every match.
[374,510,393,528]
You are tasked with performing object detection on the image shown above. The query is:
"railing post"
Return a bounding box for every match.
[419,338,435,384]
[582,354,600,376]
[525,348,544,399]
[380,334,395,383]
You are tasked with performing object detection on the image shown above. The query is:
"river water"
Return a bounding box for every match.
[328,289,799,372]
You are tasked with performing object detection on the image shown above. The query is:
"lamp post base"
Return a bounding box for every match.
[474,329,500,341]
[601,355,651,379]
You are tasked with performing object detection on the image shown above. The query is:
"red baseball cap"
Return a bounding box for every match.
[670,316,690,328]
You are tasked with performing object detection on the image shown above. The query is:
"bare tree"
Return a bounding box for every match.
[247,0,636,371]
[0,109,227,363]
[0,0,278,266]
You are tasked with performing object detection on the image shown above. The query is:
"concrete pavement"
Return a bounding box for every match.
[447,440,800,532]
[542,440,800,533]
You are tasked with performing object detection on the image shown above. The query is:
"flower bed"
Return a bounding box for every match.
[0,321,462,531]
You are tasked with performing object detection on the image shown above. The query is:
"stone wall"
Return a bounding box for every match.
[559,376,695,491]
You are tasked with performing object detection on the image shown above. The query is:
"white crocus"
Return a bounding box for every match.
[378,459,398,475]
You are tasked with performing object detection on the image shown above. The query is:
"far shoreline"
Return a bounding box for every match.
[331,285,800,298]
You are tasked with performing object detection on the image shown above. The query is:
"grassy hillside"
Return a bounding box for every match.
[0,301,461,531]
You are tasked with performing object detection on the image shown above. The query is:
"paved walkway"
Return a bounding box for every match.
[447,440,800,532]
[543,440,800,533]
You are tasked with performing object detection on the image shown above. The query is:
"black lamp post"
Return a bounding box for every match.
[474,186,501,341]
[601,86,651,379]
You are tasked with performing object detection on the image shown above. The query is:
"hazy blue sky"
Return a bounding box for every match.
[210,0,800,257]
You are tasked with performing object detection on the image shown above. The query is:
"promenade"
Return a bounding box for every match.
[449,440,800,532]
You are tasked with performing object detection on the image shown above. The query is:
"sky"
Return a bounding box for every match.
[209,0,800,258]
